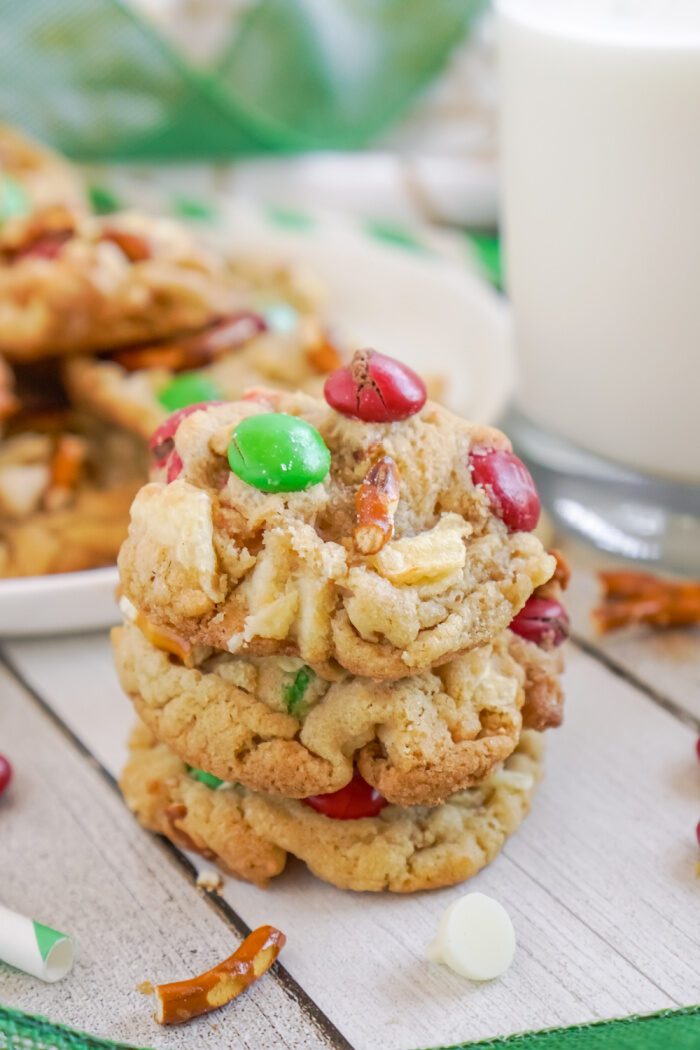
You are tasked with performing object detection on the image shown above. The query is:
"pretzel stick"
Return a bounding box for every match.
[154,925,286,1025]
[113,343,192,372]
[354,456,400,555]
[113,312,265,373]
[593,570,700,632]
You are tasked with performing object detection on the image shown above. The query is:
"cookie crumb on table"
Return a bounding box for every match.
[196,868,224,893]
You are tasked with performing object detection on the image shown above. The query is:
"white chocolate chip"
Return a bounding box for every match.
[0,464,50,518]
[488,769,535,792]
[119,594,138,622]
[427,892,516,981]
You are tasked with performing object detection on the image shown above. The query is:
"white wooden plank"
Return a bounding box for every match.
[561,541,700,723]
[2,631,133,775]
[0,667,334,1050]
[5,634,698,1050]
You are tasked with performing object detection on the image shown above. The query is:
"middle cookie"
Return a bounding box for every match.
[113,618,560,807]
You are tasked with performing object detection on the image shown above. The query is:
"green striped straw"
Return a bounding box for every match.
[0,903,76,983]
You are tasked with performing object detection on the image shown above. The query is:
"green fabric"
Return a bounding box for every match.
[2,1003,699,1050]
[431,1006,700,1050]
[216,0,486,151]
[0,0,484,160]
[0,1005,151,1049]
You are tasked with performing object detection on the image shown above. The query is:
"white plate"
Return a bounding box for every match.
[0,201,512,637]
[0,566,119,637]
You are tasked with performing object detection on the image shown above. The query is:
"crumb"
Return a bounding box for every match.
[196,868,224,892]
[136,980,154,995]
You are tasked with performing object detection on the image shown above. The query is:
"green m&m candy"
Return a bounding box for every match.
[0,176,30,224]
[283,665,315,717]
[228,413,330,493]
[158,371,223,412]
[186,765,225,789]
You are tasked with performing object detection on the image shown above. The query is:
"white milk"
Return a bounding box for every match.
[498,0,700,481]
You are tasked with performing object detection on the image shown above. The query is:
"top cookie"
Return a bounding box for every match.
[0,211,243,359]
[118,355,555,678]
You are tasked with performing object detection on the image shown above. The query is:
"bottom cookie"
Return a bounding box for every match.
[120,722,543,893]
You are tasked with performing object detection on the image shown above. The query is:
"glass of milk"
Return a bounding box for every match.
[498,0,700,570]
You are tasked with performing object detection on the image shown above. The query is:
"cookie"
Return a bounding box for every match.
[0,417,145,577]
[113,619,539,806]
[120,722,286,888]
[117,392,555,677]
[120,722,542,893]
[0,211,243,359]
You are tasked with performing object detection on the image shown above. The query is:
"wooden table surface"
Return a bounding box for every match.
[1,542,699,1050]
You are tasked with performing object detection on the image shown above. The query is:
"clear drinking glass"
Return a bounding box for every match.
[497,0,700,571]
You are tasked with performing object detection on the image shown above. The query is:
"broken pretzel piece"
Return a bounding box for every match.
[353,455,400,555]
[304,326,343,374]
[133,610,193,665]
[112,312,265,373]
[100,227,151,263]
[49,434,86,490]
[3,205,77,260]
[593,570,700,633]
[0,358,18,421]
[43,434,88,511]
[154,925,286,1025]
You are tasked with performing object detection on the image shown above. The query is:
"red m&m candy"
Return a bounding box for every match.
[0,754,13,797]
[469,447,540,531]
[304,770,387,820]
[324,349,426,423]
[149,401,222,463]
[510,596,569,648]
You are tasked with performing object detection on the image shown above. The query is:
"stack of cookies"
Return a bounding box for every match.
[116,349,568,893]
[0,124,340,578]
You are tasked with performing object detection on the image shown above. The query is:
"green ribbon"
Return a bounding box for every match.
[432,1006,700,1050]
[0,0,484,160]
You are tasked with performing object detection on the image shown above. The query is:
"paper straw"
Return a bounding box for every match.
[0,904,75,983]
